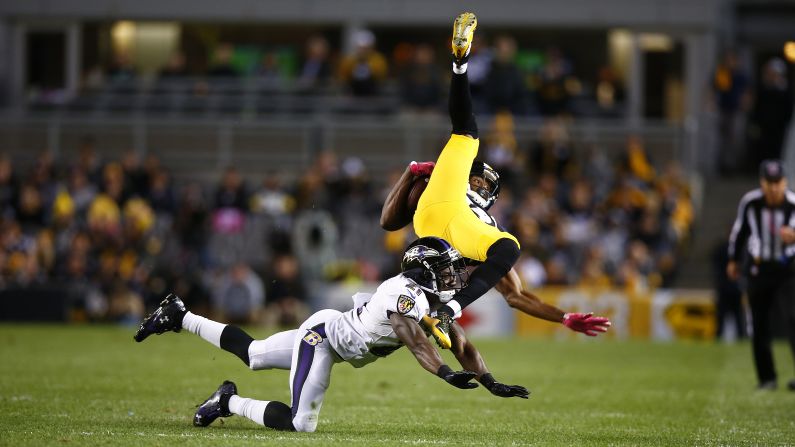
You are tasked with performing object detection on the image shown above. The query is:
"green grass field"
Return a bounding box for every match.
[1,324,793,446]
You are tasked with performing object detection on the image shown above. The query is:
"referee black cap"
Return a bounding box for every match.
[760,159,785,182]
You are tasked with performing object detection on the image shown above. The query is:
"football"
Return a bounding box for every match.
[407,175,430,212]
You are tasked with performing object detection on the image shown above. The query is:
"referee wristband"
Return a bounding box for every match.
[436,365,453,378]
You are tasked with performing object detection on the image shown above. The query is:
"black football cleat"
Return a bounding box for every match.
[133,293,186,342]
[193,380,237,427]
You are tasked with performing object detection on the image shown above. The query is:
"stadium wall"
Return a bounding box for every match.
[314,282,717,341]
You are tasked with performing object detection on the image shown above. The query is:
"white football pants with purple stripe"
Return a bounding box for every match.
[285,309,342,432]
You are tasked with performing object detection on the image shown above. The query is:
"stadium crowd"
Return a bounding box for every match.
[0,115,693,325]
[7,27,706,327]
[56,30,624,119]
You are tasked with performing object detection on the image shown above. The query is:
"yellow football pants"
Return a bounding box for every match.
[413,134,519,261]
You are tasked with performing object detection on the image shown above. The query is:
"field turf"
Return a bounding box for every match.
[1,324,794,446]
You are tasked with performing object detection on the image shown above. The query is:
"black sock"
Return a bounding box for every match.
[440,238,519,316]
[262,401,295,431]
[219,325,254,366]
[449,72,478,138]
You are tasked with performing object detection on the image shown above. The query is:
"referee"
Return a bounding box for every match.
[727,159,795,391]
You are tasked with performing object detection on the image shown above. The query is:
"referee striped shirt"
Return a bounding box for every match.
[728,188,795,266]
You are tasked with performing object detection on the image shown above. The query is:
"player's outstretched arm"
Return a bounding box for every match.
[495,268,611,336]
[449,322,529,399]
[380,161,435,231]
[380,165,414,231]
[389,312,478,389]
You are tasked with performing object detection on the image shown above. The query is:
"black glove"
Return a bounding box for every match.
[437,365,479,389]
[480,373,529,399]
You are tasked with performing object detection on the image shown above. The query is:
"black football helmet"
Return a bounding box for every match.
[401,237,468,303]
[468,160,501,210]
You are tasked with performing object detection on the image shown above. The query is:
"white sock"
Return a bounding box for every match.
[228,395,269,426]
[181,311,226,348]
[453,62,468,74]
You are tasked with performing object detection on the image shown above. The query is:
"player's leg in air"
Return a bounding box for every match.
[413,12,520,347]
[134,294,295,370]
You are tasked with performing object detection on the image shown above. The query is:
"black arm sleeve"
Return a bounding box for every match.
[441,238,519,314]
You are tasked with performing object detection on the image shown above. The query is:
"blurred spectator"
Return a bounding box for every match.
[617,240,659,294]
[582,144,614,202]
[67,167,97,215]
[298,35,333,89]
[263,253,309,327]
[578,245,611,288]
[338,29,388,97]
[30,151,56,191]
[711,50,751,175]
[147,168,176,215]
[0,155,19,216]
[87,194,122,248]
[207,43,239,78]
[295,150,342,211]
[122,197,156,249]
[106,51,137,86]
[619,135,656,185]
[157,51,189,81]
[120,150,148,198]
[399,44,443,113]
[2,219,37,284]
[0,118,695,323]
[595,66,625,117]
[250,173,295,223]
[106,279,145,325]
[211,168,248,265]
[747,58,793,167]
[511,213,547,288]
[15,183,45,232]
[536,47,577,117]
[212,262,265,324]
[560,179,598,257]
[214,167,248,211]
[81,64,106,92]
[483,111,521,192]
[77,136,102,185]
[174,182,210,265]
[256,51,284,83]
[484,35,527,114]
[657,161,693,243]
[530,119,574,178]
[292,210,339,281]
[333,156,383,273]
[101,162,127,204]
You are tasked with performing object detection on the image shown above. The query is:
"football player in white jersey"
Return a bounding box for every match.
[134,236,528,433]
